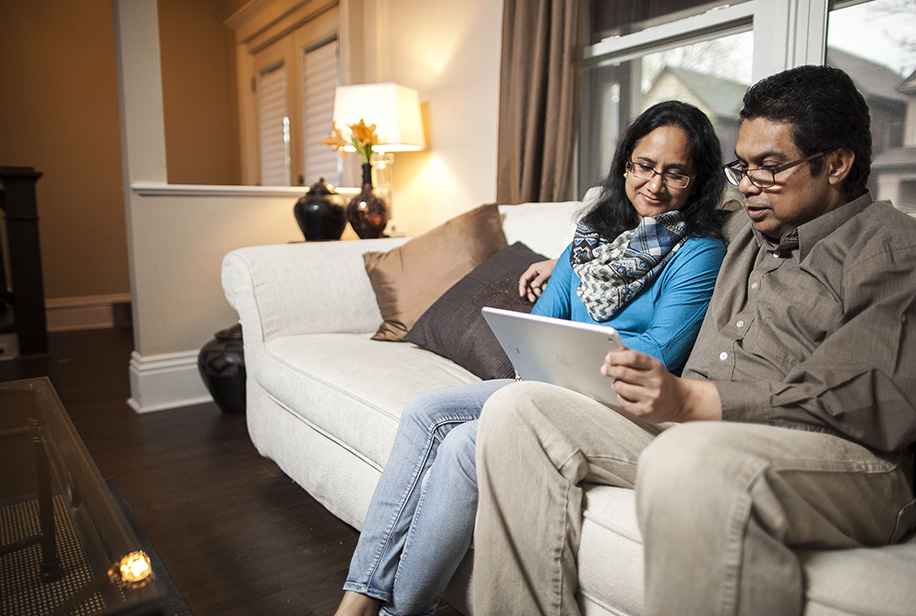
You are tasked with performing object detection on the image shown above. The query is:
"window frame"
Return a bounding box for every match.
[577,0,831,195]
[585,1,829,84]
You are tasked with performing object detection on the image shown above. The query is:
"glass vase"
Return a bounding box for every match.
[346,163,390,239]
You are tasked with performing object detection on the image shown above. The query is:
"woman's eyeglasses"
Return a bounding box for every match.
[625,162,693,189]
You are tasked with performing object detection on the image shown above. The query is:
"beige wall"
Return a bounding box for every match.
[158,0,241,185]
[0,0,128,300]
[0,0,241,307]
[127,188,318,357]
[384,0,502,236]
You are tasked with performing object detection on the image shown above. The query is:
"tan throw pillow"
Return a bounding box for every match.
[364,203,508,341]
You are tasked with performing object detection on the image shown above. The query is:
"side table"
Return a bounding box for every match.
[0,378,165,615]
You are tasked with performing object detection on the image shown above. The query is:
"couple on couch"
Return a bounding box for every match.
[335,65,916,616]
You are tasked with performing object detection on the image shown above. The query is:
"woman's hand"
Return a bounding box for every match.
[518,259,557,302]
[602,349,722,423]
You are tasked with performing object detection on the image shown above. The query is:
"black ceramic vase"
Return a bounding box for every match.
[198,323,246,415]
[346,163,389,239]
[293,178,347,241]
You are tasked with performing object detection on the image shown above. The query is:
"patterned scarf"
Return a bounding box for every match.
[571,210,688,322]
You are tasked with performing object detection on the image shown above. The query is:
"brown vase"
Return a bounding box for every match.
[347,163,390,239]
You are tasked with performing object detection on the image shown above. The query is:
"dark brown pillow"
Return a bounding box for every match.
[405,242,546,379]
[364,203,507,341]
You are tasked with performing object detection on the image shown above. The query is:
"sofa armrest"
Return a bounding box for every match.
[221,238,408,344]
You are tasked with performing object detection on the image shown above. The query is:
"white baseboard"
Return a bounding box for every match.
[46,293,132,332]
[128,350,213,413]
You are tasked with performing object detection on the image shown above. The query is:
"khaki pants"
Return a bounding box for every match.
[472,382,916,616]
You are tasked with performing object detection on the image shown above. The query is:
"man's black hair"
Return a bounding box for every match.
[739,65,872,198]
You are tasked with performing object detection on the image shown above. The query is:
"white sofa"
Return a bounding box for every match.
[221,199,916,616]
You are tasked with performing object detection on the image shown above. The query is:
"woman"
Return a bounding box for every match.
[335,101,727,616]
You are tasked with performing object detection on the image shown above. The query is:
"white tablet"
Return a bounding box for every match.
[481,306,623,408]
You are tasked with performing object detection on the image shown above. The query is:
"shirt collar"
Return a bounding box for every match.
[751,192,873,260]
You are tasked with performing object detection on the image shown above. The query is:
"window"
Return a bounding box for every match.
[827,0,916,214]
[580,0,916,214]
[589,1,725,41]
[229,4,340,186]
[302,39,340,187]
[579,2,754,197]
[258,62,291,186]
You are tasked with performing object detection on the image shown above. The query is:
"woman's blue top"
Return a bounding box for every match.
[531,235,726,375]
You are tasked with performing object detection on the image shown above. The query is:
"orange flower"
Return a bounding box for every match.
[350,119,379,148]
[321,125,351,158]
[322,118,379,163]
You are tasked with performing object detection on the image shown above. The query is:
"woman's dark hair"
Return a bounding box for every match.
[581,100,725,241]
[739,65,871,198]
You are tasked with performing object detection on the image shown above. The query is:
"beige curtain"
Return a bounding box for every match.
[497,0,585,204]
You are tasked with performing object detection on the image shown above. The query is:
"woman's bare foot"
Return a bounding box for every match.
[333,590,381,616]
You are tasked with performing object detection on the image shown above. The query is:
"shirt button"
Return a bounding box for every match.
[736,320,745,328]
[751,282,758,290]
[719,351,728,361]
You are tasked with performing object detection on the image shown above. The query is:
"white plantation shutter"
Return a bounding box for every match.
[303,39,341,186]
[258,62,290,186]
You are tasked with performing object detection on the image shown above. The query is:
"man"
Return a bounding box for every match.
[472,65,916,616]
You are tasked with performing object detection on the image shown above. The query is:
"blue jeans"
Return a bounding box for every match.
[344,379,511,616]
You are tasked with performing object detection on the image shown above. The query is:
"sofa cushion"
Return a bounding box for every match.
[498,201,580,259]
[799,531,916,615]
[577,486,645,616]
[574,486,916,616]
[497,187,599,259]
[405,242,547,380]
[364,203,508,341]
[255,333,481,470]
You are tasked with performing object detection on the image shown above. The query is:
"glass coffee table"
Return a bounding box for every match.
[0,377,165,615]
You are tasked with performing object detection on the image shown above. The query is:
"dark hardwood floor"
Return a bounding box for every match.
[0,327,461,616]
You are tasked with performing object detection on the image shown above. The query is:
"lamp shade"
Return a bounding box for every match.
[332,83,425,152]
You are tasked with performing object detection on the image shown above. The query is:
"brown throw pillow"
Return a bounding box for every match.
[405,242,546,379]
[364,203,507,341]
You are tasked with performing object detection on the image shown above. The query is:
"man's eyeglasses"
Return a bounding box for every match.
[625,162,693,189]
[723,152,827,189]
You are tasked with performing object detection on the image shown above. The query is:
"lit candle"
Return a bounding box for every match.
[115,551,154,588]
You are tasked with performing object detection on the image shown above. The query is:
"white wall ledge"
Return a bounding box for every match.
[131,182,360,198]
